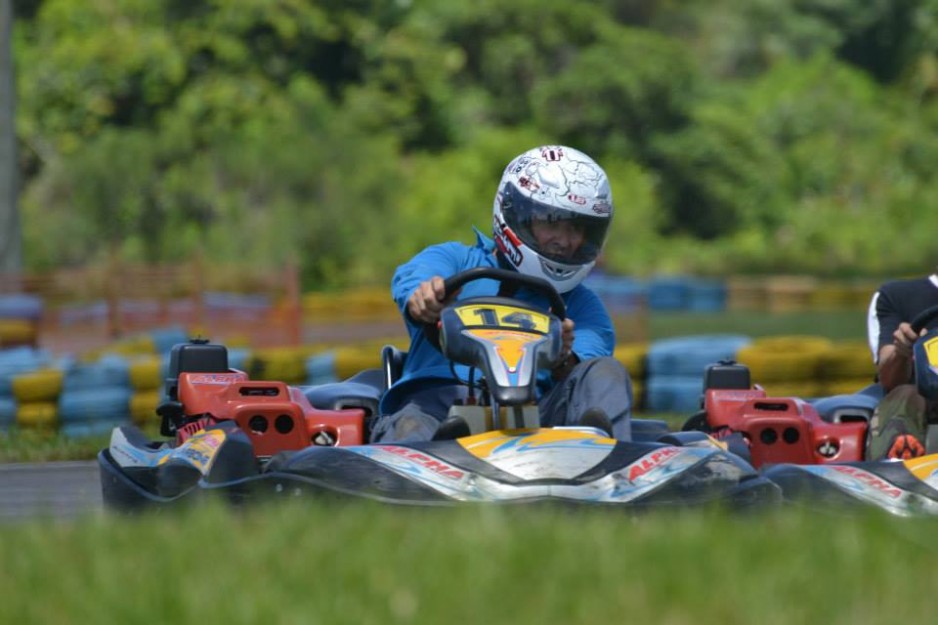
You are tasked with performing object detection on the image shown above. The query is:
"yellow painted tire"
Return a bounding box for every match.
[820,378,879,396]
[631,380,645,410]
[11,369,64,403]
[818,341,876,380]
[334,345,383,380]
[613,343,648,379]
[764,276,819,313]
[16,401,58,430]
[130,390,162,426]
[0,319,37,346]
[246,347,309,383]
[82,335,157,363]
[736,336,833,383]
[129,356,163,391]
[725,276,768,312]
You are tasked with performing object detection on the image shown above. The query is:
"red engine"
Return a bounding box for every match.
[705,387,868,467]
[172,371,366,457]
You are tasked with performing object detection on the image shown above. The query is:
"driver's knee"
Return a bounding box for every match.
[370,403,440,444]
[572,356,633,440]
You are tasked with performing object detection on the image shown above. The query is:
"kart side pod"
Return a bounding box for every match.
[704,362,867,467]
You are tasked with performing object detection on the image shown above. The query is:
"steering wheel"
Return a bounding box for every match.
[424,267,566,349]
[911,304,938,334]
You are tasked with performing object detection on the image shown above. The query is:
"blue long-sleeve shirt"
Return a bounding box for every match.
[379,229,615,415]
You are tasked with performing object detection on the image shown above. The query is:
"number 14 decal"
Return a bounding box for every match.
[455,304,550,334]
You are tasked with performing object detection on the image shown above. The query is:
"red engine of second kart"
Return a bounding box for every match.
[704,388,868,467]
[174,371,366,456]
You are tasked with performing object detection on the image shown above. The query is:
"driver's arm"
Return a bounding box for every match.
[391,243,466,327]
[878,322,923,392]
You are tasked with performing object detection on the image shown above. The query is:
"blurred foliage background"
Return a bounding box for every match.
[10,0,938,290]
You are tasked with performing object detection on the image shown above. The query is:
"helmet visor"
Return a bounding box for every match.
[501,183,610,265]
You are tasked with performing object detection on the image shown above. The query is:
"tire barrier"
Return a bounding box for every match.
[822,378,880,397]
[0,327,897,431]
[725,276,768,312]
[149,325,192,355]
[0,347,53,398]
[0,397,15,429]
[646,335,752,378]
[583,274,647,314]
[310,274,872,318]
[647,276,693,311]
[613,343,648,380]
[0,319,38,348]
[304,337,410,385]
[334,345,384,381]
[128,356,162,392]
[736,336,833,383]
[303,346,382,385]
[0,293,43,321]
[646,376,706,414]
[61,417,131,439]
[58,386,133,424]
[16,401,58,430]
[687,280,727,312]
[61,355,131,393]
[306,351,338,385]
[10,368,64,403]
[246,346,316,384]
[630,380,645,412]
[84,335,157,361]
[130,390,163,427]
[817,340,876,380]
[764,276,820,313]
[644,335,751,415]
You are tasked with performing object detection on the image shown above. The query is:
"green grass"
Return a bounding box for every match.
[0,429,111,463]
[0,501,935,624]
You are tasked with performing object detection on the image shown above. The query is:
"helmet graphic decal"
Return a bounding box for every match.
[493,213,523,267]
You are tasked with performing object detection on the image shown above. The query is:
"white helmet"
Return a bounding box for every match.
[492,145,613,293]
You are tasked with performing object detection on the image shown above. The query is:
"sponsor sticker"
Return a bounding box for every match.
[170,428,228,475]
[189,373,241,385]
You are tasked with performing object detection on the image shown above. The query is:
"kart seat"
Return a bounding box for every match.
[301,377,382,418]
[810,383,883,424]
[300,345,408,419]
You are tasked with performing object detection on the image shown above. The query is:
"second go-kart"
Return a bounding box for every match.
[684,304,938,516]
[98,268,781,511]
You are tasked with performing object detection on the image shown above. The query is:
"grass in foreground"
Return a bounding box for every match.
[0,501,936,624]
[0,429,111,463]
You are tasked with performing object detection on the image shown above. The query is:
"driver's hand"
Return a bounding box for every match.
[560,318,575,358]
[407,276,448,323]
[893,322,926,359]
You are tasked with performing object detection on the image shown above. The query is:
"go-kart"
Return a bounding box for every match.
[684,304,938,516]
[98,268,781,511]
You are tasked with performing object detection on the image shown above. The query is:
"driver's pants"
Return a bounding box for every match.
[369,356,633,443]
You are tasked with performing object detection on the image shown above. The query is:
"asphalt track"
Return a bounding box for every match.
[0,461,102,522]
